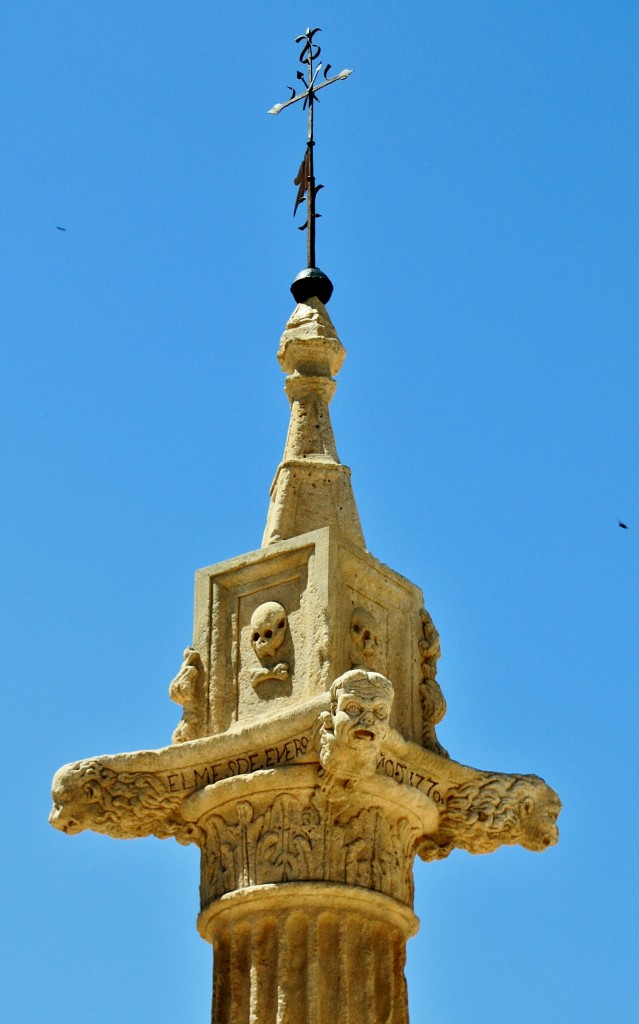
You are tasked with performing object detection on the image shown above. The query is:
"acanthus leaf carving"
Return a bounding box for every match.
[196,773,427,907]
[256,794,317,882]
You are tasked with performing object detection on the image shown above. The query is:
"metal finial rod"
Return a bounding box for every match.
[268,28,352,301]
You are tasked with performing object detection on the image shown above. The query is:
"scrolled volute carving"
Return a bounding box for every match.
[418,773,562,861]
[169,646,206,744]
[419,609,448,758]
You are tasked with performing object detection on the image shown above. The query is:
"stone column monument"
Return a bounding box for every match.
[50,26,560,1023]
[50,295,561,1024]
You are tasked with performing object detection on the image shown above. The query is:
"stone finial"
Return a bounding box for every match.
[276,298,345,377]
[262,297,366,548]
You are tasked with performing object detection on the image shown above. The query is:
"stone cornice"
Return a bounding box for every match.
[50,691,560,858]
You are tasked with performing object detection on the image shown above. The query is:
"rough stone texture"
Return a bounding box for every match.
[182,526,440,749]
[203,885,416,1024]
[50,299,561,1024]
[262,298,365,548]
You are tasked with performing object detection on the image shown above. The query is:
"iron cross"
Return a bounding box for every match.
[268,28,352,271]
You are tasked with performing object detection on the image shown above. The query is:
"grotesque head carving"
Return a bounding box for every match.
[517,784,562,852]
[437,774,562,856]
[319,670,394,780]
[349,607,380,669]
[250,601,288,663]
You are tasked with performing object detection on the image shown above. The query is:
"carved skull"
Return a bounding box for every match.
[250,601,288,662]
[349,607,380,668]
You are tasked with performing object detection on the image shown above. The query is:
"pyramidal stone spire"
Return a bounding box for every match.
[262,296,365,548]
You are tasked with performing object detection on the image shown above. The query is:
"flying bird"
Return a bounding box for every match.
[56,226,66,231]
[618,520,628,529]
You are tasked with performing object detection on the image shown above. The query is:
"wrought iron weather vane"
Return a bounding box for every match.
[268,28,353,304]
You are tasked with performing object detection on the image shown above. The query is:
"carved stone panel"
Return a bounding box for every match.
[337,544,425,744]
[189,527,434,748]
[184,766,438,911]
[192,535,323,734]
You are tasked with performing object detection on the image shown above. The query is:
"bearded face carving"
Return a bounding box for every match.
[349,607,380,670]
[250,602,288,662]
[318,670,394,781]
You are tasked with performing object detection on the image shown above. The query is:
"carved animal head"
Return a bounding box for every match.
[442,774,562,855]
[49,760,113,835]
[50,759,183,840]
[250,601,288,662]
[349,607,380,668]
[516,782,563,852]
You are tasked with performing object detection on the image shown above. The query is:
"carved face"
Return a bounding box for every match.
[519,789,562,852]
[349,607,380,668]
[250,601,287,661]
[49,763,101,836]
[332,672,392,756]
[442,774,562,856]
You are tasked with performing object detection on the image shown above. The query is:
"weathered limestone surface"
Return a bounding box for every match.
[50,299,561,1024]
[263,298,365,548]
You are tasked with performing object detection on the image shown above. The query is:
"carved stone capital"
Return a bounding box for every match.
[49,690,560,862]
[183,765,438,909]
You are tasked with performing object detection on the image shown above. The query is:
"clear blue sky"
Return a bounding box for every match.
[2,3,638,1021]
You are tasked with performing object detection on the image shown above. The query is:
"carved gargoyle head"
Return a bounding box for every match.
[517,782,563,852]
[250,601,288,662]
[49,761,106,835]
[50,758,184,841]
[319,669,394,781]
[440,773,562,856]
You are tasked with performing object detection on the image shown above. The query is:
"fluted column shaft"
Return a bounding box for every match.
[185,746,437,1023]
[200,883,417,1024]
